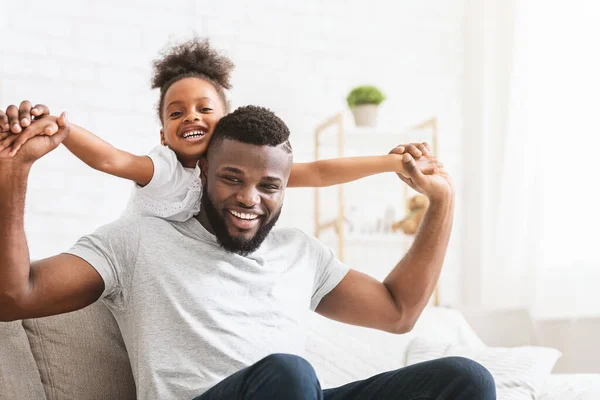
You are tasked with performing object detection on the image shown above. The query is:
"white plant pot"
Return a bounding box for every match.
[351,104,379,127]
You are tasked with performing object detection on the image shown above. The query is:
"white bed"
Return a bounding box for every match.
[539,374,600,400]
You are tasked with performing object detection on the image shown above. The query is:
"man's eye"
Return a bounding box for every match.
[262,184,279,191]
[224,176,240,183]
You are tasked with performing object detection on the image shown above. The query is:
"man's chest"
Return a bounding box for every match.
[129,251,315,325]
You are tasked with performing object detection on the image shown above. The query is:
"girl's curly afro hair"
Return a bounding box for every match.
[151,37,235,121]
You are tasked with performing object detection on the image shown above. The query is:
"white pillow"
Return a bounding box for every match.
[406,337,562,400]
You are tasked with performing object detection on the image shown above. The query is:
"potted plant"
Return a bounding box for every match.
[346,85,386,127]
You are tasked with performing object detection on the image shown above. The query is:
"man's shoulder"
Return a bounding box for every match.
[266,227,322,249]
[135,215,176,226]
[268,226,308,240]
[94,215,174,237]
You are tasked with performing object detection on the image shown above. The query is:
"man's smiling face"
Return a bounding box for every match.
[199,138,292,256]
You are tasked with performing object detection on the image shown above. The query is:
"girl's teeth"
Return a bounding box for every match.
[183,130,205,138]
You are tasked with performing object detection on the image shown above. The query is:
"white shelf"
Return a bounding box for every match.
[313,113,440,304]
[313,115,435,248]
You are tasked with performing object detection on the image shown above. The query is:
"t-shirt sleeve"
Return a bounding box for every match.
[139,145,182,198]
[123,145,202,222]
[64,217,141,309]
[307,234,350,310]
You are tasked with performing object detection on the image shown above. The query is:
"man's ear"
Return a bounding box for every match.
[160,129,166,146]
[199,157,208,185]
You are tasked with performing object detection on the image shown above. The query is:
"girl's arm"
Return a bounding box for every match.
[63,123,154,186]
[289,151,438,188]
[8,117,154,187]
[1,103,154,186]
[289,154,404,188]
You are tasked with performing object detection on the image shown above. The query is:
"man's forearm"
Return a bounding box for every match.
[0,164,32,304]
[383,195,454,326]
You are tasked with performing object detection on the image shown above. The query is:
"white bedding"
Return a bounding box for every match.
[538,374,600,400]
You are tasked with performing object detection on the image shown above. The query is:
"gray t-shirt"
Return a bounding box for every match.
[67,216,349,400]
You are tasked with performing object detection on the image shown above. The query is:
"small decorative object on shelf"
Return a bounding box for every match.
[346,85,386,127]
[391,195,430,235]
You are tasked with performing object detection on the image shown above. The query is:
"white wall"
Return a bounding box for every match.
[0,0,466,305]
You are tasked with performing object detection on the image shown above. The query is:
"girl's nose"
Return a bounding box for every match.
[184,112,201,123]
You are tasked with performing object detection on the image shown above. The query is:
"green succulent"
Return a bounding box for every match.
[346,85,386,107]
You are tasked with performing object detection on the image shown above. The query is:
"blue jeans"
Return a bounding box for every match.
[193,353,496,400]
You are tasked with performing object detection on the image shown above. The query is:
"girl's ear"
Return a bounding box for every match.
[160,129,167,146]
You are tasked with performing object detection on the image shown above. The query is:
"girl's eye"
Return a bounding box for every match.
[201,107,213,113]
[169,111,182,118]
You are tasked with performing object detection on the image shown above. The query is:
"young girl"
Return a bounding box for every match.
[0,38,437,222]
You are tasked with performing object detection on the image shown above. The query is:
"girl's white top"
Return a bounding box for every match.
[123,145,202,222]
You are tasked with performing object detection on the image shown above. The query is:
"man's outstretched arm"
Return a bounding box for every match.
[315,142,454,334]
[0,116,104,322]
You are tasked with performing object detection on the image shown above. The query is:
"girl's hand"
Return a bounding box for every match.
[389,142,443,176]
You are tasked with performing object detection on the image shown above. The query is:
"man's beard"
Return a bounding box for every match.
[202,185,281,256]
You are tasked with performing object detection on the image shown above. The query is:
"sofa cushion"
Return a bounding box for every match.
[0,320,47,400]
[22,301,136,400]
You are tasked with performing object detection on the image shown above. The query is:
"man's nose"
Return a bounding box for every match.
[236,186,260,207]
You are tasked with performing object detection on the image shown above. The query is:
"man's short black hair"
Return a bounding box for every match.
[151,37,234,122]
[209,105,293,154]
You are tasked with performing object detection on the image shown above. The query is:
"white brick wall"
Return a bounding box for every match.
[1,1,466,306]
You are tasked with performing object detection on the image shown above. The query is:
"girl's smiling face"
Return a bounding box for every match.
[160,77,226,168]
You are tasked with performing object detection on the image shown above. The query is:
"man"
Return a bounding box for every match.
[0,105,495,399]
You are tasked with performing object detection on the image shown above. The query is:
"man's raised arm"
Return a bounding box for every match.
[316,142,455,334]
[0,115,104,321]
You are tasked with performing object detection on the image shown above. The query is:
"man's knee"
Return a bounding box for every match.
[258,353,319,386]
[439,356,496,398]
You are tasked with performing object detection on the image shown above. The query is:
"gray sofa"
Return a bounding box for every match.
[1,302,136,400]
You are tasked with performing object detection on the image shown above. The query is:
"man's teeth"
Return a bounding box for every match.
[182,130,205,139]
[230,210,258,220]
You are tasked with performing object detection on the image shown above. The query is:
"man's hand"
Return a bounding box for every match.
[0,101,51,134]
[389,142,442,177]
[0,112,69,165]
[390,142,454,202]
[390,142,433,159]
[0,114,62,157]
